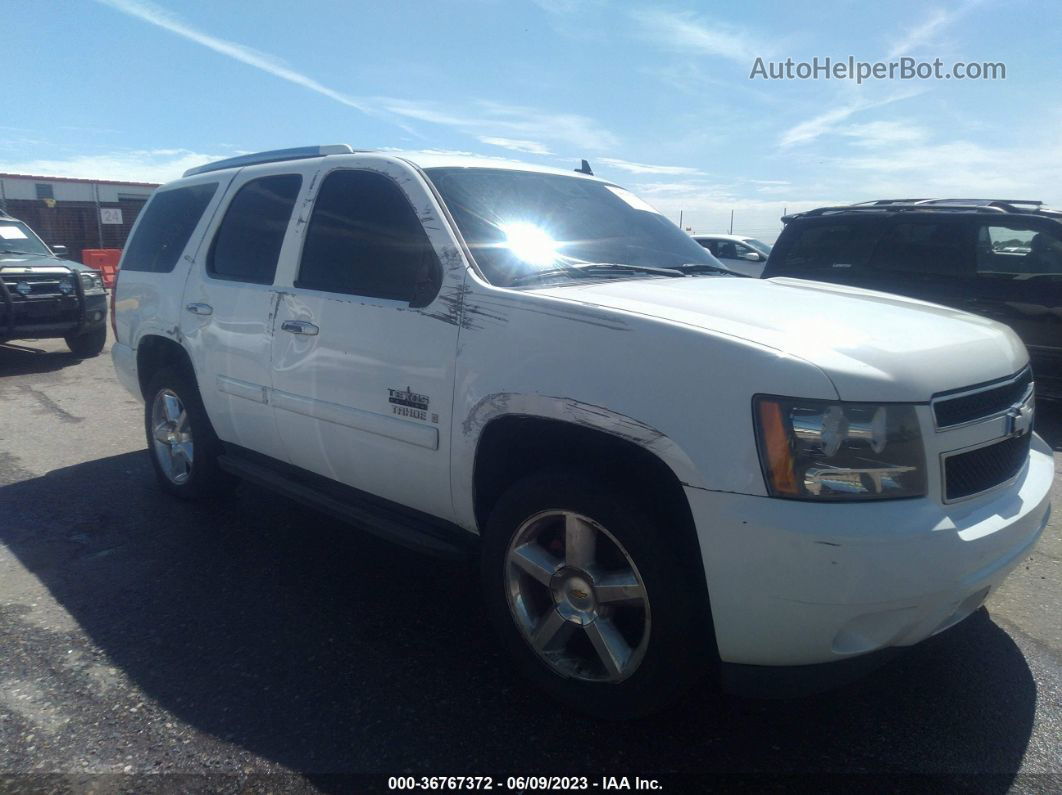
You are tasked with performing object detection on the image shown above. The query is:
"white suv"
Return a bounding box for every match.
[111,145,1052,717]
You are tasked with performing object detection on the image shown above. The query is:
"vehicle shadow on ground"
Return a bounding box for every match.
[0,342,87,376]
[0,451,1038,786]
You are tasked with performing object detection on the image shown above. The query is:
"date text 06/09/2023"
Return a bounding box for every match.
[387,776,663,791]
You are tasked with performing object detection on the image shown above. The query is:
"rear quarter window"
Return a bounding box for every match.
[121,183,217,273]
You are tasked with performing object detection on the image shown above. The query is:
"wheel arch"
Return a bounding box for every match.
[470,410,705,576]
[135,334,196,399]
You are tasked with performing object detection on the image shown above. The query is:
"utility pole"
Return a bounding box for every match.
[678,210,683,229]
[729,209,734,234]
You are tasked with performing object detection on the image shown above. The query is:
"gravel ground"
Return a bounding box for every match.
[1,333,1059,792]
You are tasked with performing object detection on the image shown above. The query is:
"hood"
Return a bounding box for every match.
[0,253,91,272]
[531,275,1028,402]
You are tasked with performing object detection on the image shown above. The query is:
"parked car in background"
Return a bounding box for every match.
[762,199,1062,397]
[0,210,108,357]
[112,149,1050,717]
[692,234,772,276]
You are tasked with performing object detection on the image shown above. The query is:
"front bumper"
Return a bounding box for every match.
[0,289,107,341]
[687,432,1053,667]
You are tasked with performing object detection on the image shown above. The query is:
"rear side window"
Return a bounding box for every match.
[121,183,217,273]
[209,174,302,284]
[977,223,1062,276]
[779,222,877,273]
[296,169,438,302]
[866,222,970,276]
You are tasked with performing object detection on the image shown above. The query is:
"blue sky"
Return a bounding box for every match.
[3,0,1059,240]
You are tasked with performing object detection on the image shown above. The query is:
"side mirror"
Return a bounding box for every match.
[51,244,68,258]
[741,251,763,262]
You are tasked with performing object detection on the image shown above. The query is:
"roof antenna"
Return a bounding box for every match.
[574,159,594,176]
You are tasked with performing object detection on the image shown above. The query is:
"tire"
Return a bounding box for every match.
[65,327,106,358]
[481,470,710,718]
[143,365,237,500]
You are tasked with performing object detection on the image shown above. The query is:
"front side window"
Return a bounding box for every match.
[209,174,302,284]
[425,168,721,286]
[977,223,1062,276]
[122,183,217,273]
[297,170,439,302]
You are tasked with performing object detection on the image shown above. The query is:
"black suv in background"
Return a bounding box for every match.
[0,211,108,357]
[762,199,1062,397]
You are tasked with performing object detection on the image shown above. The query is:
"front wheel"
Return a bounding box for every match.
[65,327,106,357]
[144,366,236,500]
[481,471,710,718]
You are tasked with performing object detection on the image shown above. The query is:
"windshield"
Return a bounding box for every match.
[0,220,52,257]
[743,238,772,256]
[425,167,725,286]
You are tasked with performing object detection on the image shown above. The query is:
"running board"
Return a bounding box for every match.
[218,453,472,560]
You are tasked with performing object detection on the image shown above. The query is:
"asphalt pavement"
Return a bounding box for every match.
[1,333,1060,792]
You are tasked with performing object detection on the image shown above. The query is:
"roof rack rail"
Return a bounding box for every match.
[916,198,1043,207]
[183,144,358,178]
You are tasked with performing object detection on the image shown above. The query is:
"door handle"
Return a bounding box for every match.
[281,320,320,336]
[185,302,213,316]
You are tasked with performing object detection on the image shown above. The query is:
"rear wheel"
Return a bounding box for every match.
[482,470,709,718]
[144,366,236,500]
[65,327,106,358]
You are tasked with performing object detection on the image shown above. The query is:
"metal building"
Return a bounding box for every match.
[0,173,158,261]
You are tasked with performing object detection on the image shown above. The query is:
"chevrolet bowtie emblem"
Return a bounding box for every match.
[1004,401,1034,439]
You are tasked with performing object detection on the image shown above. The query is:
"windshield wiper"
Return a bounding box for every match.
[0,249,34,256]
[511,262,686,285]
[668,262,745,276]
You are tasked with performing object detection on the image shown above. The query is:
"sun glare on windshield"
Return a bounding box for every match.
[501,222,559,266]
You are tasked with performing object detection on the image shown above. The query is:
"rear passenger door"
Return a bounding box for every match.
[269,158,462,522]
[967,220,1062,391]
[859,219,976,306]
[180,165,304,462]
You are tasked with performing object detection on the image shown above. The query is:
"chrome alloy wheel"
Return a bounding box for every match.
[151,389,194,485]
[505,510,651,683]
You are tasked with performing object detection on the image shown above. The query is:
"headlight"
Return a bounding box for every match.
[79,271,105,294]
[754,396,926,500]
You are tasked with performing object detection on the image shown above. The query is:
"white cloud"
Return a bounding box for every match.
[779,88,926,147]
[630,8,766,64]
[380,98,618,151]
[97,0,371,113]
[97,0,618,152]
[886,1,982,59]
[597,158,702,176]
[0,149,228,183]
[478,137,553,155]
[838,120,929,147]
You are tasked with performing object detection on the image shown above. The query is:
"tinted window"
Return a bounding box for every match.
[121,183,217,273]
[867,222,970,276]
[779,222,878,272]
[716,240,740,259]
[297,170,438,302]
[977,223,1062,276]
[209,174,301,284]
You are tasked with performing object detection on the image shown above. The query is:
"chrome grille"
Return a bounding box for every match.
[1,271,71,298]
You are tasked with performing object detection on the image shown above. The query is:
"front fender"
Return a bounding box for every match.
[451,392,705,531]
